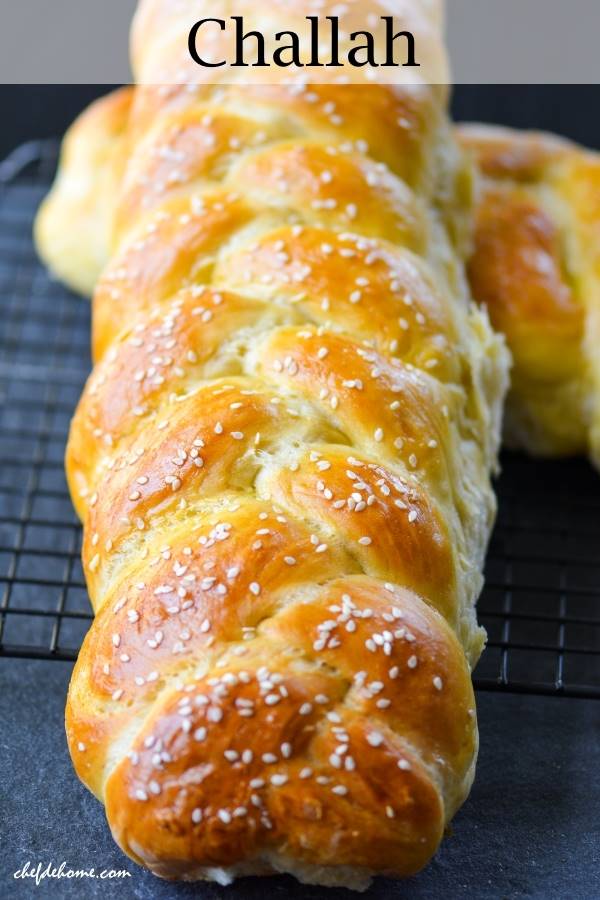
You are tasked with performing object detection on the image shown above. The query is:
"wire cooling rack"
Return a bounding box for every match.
[0,140,599,699]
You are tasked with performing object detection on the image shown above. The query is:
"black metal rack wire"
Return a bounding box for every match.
[0,140,599,699]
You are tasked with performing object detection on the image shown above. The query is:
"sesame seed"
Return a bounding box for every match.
[270,774,288,786]
[433,676,443,691]
[367,732,384,747]
[191,808,203,823]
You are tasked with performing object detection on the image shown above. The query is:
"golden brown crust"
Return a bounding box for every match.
[38,1,510,888]
[69,576,476,879]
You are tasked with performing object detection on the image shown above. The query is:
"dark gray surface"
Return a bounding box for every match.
[1,659,598,900]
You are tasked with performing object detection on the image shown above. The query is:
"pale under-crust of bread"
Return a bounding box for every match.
[35,87,132,297]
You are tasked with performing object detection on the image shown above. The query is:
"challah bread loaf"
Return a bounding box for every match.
[459,124,600,468]
[37,0,510,887]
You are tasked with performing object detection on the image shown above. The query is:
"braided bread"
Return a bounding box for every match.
[36,1,510,888]
[459,124,600,468]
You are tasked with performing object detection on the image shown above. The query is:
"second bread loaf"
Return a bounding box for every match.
[460,123,600,469]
